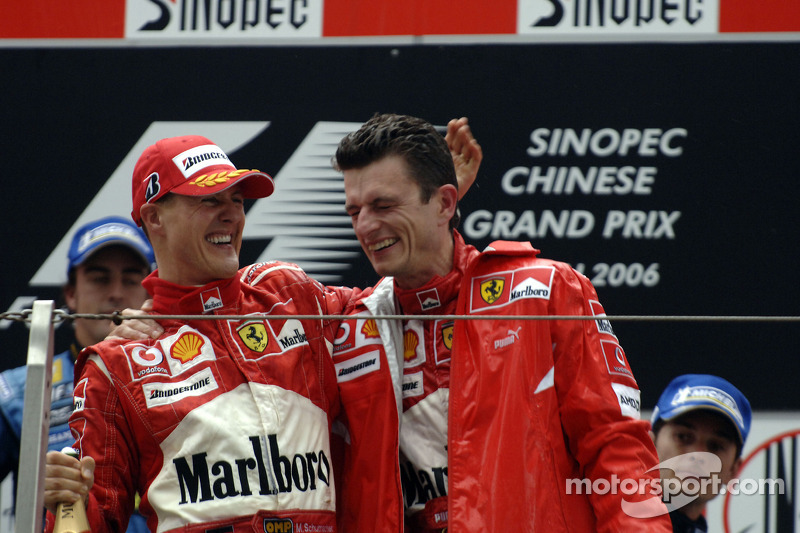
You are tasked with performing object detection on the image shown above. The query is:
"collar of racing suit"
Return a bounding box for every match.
[392,230,478,316]
[142,269,242,315]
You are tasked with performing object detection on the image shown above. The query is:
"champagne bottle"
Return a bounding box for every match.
[53,447,91,533]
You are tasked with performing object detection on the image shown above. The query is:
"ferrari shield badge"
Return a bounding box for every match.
[237,321,269,353]
[480,278,505,304]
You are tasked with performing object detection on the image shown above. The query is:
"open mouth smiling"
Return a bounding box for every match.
[207,234,233,245]
[369,238,398,252]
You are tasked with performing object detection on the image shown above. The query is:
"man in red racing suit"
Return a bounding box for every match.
[333,231,670,532]
[331,114,671,532]
[53,262,352,533]
[43,135,357,533]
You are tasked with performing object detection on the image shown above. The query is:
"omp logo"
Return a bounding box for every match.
[143,367,218,408]
[172,434,331,504]
[261,519,293,533]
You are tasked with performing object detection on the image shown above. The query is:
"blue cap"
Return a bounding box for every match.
[651,374,751,447]
[67,216,155,276]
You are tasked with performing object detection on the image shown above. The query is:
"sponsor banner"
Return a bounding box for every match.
[124,0,323,39]
[1,0,798,40]
[517,0,719,34]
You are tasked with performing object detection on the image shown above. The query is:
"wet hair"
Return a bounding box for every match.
[333,113,460,230]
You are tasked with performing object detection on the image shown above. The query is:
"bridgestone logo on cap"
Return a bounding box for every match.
[173,144,233,179]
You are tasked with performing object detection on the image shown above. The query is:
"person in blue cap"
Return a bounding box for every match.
[650,374,752,533]
[0,216,154,533]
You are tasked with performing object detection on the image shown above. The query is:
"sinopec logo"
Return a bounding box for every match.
[518,0,718,33]
[126,0,322,38]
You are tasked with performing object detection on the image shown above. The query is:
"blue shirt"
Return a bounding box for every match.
[0,345,148,533]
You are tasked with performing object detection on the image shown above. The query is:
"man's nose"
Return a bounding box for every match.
[107,277,126,301]
[354,209,378,236]
[219,200,243,222]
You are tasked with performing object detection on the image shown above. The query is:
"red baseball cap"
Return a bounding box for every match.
[131,135,274,225]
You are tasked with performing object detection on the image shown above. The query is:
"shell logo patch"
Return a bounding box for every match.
[170,331,204,364]
[480,278,505,304]
[361,319,380,339]
[404,330,419,362]
[237,321,269,353]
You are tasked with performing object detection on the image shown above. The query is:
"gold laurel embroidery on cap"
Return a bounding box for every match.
[190,169,251,188]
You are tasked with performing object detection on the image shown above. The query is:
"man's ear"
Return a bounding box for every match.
[139,203,162,235]
[63,282,77,312]
[731,456,744,477]
[437,184,459,225]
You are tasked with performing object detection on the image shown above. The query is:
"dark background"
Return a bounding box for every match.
[2,42,798,410]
